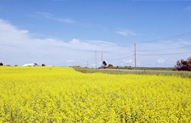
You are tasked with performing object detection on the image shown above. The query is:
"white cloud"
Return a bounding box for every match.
[0,18,191,67]
[123,59,132,63]
[36,11,53,18]
[158,58,165,64]
[66,60,75,63]
[0,18,124,66]
[56,18,75,24]
[70,39,81,44]
[19,30,29,34]
[116,28,138,36]
[36,11,75,24]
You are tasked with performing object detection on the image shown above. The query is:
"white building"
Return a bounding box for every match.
[23,63,39,67]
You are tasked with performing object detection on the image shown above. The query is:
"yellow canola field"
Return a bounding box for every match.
[0,67,191,123]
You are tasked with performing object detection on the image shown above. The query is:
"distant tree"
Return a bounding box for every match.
[175,57,191,71]
[107,64,114,68]
[98,61,107,69]
[42,63,46,67]
[34,63,39,66]
[0,62,3,66]
[102,61,107,67]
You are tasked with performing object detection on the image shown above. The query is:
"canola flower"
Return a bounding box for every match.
[0,67,191,122]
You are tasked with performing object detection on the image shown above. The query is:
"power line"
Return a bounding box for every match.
[106,54,134,61]
[108,31,191,52]
[137,45,191,52]
[137,31,191,44]
[137,51,191,56]
[87,31,191,66]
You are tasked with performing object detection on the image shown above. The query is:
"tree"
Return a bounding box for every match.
[34,63,39,66]
[107,64,114,68]
[42,63,46,67]
[0,62,3,66]
[175,57,191,71]
[102,61,107,67]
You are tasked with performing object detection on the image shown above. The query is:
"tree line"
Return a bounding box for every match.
[1,57,191,71]
[100,57,191,71]
[0,62,46,67]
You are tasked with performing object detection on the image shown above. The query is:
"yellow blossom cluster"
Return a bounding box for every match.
[0,67,191,122]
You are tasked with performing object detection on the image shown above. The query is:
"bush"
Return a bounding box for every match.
[175,57,191,71]
[34,63,39,66]
[0,62,3,66]
[42,63,46,67]
[107,64,114,68]
[102,61,107,67]
[98,66,106,69]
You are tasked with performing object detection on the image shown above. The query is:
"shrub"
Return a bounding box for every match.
[175,57,191,71]
[0,62,3,66]
[42,63,46,67]
[107,64,114,68]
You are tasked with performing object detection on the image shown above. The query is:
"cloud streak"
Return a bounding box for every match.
[116,28,138,36]
[36,11,75,24]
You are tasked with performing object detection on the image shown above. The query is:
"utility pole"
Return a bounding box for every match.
[87,60,88,68]
[134,43,137,70]
[101,52,103,64]
[95,50,97,69]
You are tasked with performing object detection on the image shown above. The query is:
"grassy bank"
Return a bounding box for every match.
[72,66,191,78]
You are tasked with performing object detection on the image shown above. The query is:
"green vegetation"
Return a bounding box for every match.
[175,57,191,71]
[72,66,191,78]
[107,66,174,71]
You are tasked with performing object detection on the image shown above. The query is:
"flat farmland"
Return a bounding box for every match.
[0,67,191,122]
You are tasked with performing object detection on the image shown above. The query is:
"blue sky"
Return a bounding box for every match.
[0,1,191,67]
